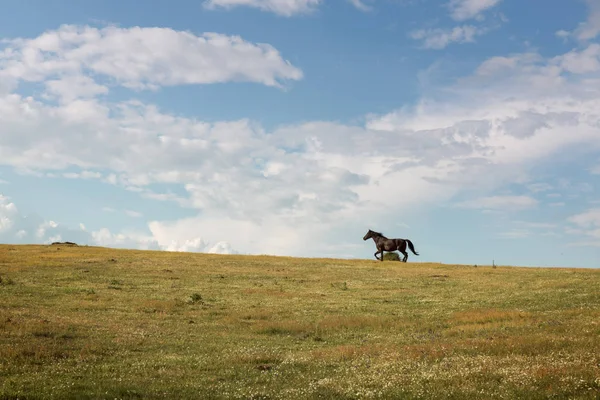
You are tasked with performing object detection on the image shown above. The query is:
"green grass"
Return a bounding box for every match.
[1,244,599,399]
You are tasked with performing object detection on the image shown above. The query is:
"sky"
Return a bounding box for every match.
[1,0,599,268]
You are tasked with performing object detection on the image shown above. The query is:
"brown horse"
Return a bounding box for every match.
[363,229,419,262]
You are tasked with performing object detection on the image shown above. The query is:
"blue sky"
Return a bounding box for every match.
[1,0,599,268]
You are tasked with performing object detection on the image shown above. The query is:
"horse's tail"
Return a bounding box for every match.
[406,239,419,256]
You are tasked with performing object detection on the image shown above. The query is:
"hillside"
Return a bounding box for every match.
[1,244,599,399]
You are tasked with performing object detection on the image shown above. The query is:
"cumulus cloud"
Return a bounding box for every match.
[455,196,538,211]
[410,25,485,49]
[0,195,18,233]
[161,238,236,254]
[202,0,372,15]
[63,170,103,179]
[0,194,236,254]
[568,208,600,228]
[526,183,553,193]
[45,75,109,103]
[347,0,373,12]
[514,221,557,229]
[0,195,95,245]
[0,25,303,94]
[556,29,571,41]
[448,0,502,21]
[566,208,600,246]
[410,0,503,49]
[556,43,600,74]
[575,0,600,41]
[203,0,321,16]
[553,0,600,43]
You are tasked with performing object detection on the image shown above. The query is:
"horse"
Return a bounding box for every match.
[363,229,419,262]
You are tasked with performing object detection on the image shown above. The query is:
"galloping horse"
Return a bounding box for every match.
[363,229,419,262]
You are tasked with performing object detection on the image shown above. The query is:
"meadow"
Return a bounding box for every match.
[0,244,599,399]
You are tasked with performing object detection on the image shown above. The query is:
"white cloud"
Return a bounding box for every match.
[63,170,103,179]
[410,25,485,49]
[0,25,303,93]
[89,228,161,251]
[0,195,18,233]
[501,220,561,241]
[566,207,600,247]
[556,180,594,195]
[556,44,600,74]
[0,195,96,245]
[151,236,237,254]
[0,194,236,254]
[575,0,600,41]
[45,75,109,103]
[148,215,330,256]
[456,195,538,211]
[202,0,321,16]
[348,0,373,12]
[410,0,503,50]
[474,53,541,77]
[556,29,571,40]
[527,183,553,193]
[514,221,557,229]
[448,0,502,21]
[556,0,600,43]
[36,220,58,238]
[125,210,143,218]
[568,208,600,228]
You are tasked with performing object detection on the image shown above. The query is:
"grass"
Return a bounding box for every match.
[0,244,599,399]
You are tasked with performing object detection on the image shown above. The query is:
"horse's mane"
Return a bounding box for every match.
[372,230,385,238]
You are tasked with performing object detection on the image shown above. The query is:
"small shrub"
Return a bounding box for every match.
[383,252,401,262]
[187,293,203,304]
[0,275,15,286]
[107,279,123,290]
[331,282,348,290]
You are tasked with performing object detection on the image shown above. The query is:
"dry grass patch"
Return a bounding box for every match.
[136,299,183,314]
[238,309,273,321]
[310,343,391,362]
[254,319,313,336]
[316,314,396,331]
[452,308,532,324]
[241,287,295,297]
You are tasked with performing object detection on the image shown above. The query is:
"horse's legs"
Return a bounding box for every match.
[374,251,381,261]
[400,241,408,262]
[400,250,408,262]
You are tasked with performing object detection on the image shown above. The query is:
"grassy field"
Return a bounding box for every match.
[1,244,599,399]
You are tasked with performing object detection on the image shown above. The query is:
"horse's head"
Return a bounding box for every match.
[364,229,384,240]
